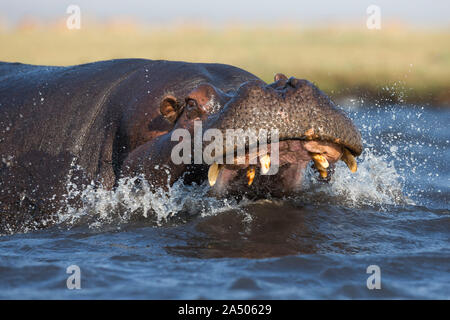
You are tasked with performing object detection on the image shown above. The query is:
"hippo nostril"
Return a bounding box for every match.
[287,77,300,88]
[186,99,203,120]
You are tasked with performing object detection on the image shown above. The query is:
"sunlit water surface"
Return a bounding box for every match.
[0,104,449,299]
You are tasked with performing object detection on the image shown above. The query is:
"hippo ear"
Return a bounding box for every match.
[274,73,288,82]
[160,95,182,123]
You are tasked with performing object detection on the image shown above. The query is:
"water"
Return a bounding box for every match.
[0,104,449,299]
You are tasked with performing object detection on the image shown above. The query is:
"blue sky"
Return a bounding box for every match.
[1,0,449,27]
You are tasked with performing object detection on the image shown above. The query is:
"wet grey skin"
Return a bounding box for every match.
[0,59,362,232]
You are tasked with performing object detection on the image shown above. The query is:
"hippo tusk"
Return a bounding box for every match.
[310,153,329,169]
[310,153,329,178]
[318,169,328,178]
[208,162,222,186]
[341,148,358,173]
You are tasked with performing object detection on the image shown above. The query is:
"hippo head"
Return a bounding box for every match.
[123,73,363,198]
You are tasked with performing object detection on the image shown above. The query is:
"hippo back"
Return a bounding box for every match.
[0,58,260,233]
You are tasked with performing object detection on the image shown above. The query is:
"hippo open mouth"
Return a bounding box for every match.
[207,138,358,197]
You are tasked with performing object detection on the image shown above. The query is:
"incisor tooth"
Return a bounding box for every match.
[341,148,357,173]
[311,153,329,169]
[247,167,256,186]
[208,162,221,186]
[259,154,271,174]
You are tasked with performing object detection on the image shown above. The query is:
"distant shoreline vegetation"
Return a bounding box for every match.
[0,22,448,106]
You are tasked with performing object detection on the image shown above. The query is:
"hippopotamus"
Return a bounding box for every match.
[0,59,362,233]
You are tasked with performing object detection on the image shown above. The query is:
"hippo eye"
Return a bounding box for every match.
[186,99,202,120]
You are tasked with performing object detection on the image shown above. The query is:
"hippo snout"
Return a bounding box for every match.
[206,78,363,157]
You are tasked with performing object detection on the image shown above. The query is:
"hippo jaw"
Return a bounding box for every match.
[204,138,357,197]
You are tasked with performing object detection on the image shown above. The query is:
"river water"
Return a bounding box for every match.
[0,104,449,299]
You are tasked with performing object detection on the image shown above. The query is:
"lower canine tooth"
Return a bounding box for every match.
[341,148,357,173]
[208,162,221,186]
[319,170,328,178]
[247,167,256,186]
[311,153,329,169]
[259,154,271,174]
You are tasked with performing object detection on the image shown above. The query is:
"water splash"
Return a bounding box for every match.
[347,103,448,207]
[299,149,410,208]
[56,174,241,230]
